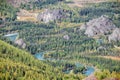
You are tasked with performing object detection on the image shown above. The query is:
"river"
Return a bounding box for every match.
[34,52,95,76]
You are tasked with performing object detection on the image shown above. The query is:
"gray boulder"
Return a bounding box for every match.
[63,35,70,40]
[15,39,26,48]
[80,15,116,37]
[108,28,120,42]
[97,46,106,52]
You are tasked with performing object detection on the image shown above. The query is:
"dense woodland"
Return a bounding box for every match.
[0,40,86,80]
[0,0,120,80]
[0,0,18,21]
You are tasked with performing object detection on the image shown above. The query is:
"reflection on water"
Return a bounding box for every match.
[4,33,18,41]
[34,52,45,60]
[74,63,94,76]
[84,67,95,76]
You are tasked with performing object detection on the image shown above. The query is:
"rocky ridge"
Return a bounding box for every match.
[80,15,116,37]
[80,15,120,42]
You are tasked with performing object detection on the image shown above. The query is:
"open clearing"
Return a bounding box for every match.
[17,9,39,21]
[67,0,117,7]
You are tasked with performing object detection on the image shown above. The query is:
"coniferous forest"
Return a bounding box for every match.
[0,0,120,80]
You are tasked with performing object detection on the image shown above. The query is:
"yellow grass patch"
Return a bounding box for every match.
[17,9,39,22]
[99,56,120,61]
[57,22,82,28]
[17,16,37,21]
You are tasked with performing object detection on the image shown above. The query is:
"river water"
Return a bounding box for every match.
[4,33,18,41]
[34,52,95,76]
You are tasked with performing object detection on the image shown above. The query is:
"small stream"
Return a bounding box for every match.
[34,52,45,60]
[34,52,95,76]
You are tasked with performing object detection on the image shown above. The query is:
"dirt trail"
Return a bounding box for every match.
[102,56,120,61]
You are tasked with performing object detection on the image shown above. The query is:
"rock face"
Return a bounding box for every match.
[15,39,26,48]
[37,9,64,23]
[108,28,120,42]
[80,15,116,37]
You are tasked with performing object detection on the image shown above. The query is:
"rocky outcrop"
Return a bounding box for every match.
[108,28,120,42]
[37,9,64,23]
[80,15,116,37]
[80,23,87,30]
[97,46,106,52]
[15,39,26,48]
[63,35,70,40]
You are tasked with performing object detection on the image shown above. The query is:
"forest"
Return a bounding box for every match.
[0,0,120,80]
[0,40,86,80]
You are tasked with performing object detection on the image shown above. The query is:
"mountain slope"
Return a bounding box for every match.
[0,40,61,80]
[0,40,84,80]
[0,0,120,80]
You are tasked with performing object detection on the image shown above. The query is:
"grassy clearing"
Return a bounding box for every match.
[57,22,82,28]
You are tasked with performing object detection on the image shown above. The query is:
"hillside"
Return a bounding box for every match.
[0,40,84,80]
[0,0,120,80]
[0,40,58,79]
[0,0,17,19]
[0,41,120,80]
